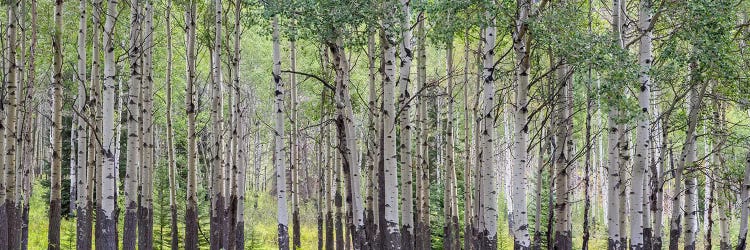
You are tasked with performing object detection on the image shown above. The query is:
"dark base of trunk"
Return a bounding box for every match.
[555,231,572,250]
[138,205,154,250]
[279,223,290,250]
[477,229,497,250]
[669,228,682,250]
[77,207,92,250]
[352,226,367,250]
[317,213,324,250]
[325,212,334,250]
[227,198,237,250]
[385,221,402,249]
[739,237,747,250]
[170,205,179,250]
[210,195,225,250]
[653,237,662,250]
[401,227,413,250]
[236,220,245,250]
[464,224,474,250]
[643,228,652,250]
[293,209,301,249]
[123,207,138,250]
[532,231,542,250]
[48,199,61,250]
[0,202,8,250]
[185,205,199,250]
[21,203,29,250]
[608,238,621,250]
[335,210,344,250]
[9,203,19,249]
[98,209,118,250]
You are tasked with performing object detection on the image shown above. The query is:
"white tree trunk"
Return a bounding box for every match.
[398,0,414,247]
[479,11,500,249]
[272,16,290,250]
[631,0,653,247]
[123,0,142,246]
[382,6,401,247]
[511,0,530,248]
[99,0,119,246]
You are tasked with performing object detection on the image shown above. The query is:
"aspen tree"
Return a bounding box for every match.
[381,1,401,246]
[138,2,155,249]
[184,1,200,248]
[631,0,653,247]
[210,0,226,247]
[510,0,531,248]
[48,0,63,247]
[480,8,500,249]
[75,0,90,243]
[272,16,290,250]
[164,0,179,248]
[100,0,119,245]
[5,0,20,247]
[124,0,143,246]
[398,0,414,248]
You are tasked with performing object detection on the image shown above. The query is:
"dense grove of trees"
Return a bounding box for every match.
[0,0,750,249]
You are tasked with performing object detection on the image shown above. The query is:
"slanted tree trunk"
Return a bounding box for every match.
[48,0,63,248]
[272,16,290,250]
[510,0,530,248]
[184,1,199,249]
[138,4,155,249]
[398,1,414,248]
[20,0,39,247]
[328,35,367,249]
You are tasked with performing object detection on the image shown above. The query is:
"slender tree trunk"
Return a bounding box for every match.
[631,0,653,247]
[5,1,20,247]
[379,2,402,247]
[184,1,199,249]
[164,0,178,248]
[415,15,431,250]
[582,63,593,250]
[210,0,226,248]
[231,0,245,248]
[740,152,750,250]
[462,29,474,250]
[272,16,290,250]
[444,39,460,250]
[99,0,119,246]
[511,0,530,248]
[479,9,500,249]
[48,0,63,248]
[328,36,367,249]
[398,1,414,248]
[75,0,91,245]
[123,0,142,247]
[366,27,380,248]
[19,0,38,247]
[334,145,344,250]
[290,37,301,250]
[553,63,573,250]
[138,4,155,249]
